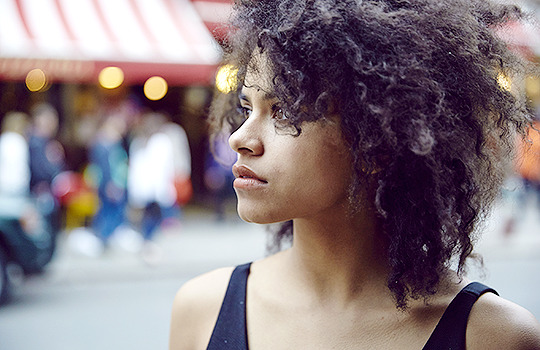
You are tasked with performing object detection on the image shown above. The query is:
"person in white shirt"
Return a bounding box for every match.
[0,112,30,196]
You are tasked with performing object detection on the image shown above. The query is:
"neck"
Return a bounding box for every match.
[286,204,392,307]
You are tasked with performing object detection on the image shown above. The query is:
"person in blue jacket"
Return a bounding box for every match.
[89,115,128,246]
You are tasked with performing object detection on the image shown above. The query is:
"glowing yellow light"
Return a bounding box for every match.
[144,76,168,101]
[497,73,512,92]
[526,76,540,97]
[25,69,47,92]
[215,65,238,93]
[99,66,124,89]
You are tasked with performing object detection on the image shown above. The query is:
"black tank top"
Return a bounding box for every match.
[207,263,498,350]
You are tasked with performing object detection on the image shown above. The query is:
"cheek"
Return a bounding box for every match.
[312,151,351,196]
[287,144,351,205]
[301,132,351,181]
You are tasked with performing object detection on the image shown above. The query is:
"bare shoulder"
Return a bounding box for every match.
[466,292,540,350]
[169,267,235,350]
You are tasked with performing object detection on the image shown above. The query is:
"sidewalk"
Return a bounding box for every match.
[478,198,540,260]
[44,198,540,287]
[45,206,268,286]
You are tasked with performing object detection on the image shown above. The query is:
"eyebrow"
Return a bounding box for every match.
[239,93,249,102]
[239,90,277,103]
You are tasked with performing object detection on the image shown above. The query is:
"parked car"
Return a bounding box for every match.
[0,195,56,304]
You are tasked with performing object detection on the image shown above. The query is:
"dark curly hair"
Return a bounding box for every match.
[209,0,534,308]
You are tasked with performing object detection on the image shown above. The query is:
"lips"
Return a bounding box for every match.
[232,164,268,189]
[232,164,267,182]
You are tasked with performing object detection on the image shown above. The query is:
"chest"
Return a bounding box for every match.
[246,298,443,350]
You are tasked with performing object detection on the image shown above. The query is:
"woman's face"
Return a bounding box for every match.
[229,63,353,224]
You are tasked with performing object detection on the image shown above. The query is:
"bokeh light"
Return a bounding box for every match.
[144,76,168,101]
[497,72,512,92]
[99,66,124,89]
[215,64,238,93]
[25,69,47,92]
[526,75,540,99]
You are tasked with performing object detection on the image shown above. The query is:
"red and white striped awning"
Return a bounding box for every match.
[0,0,222,85]
[495,20,540,60]
[191,0,232,40]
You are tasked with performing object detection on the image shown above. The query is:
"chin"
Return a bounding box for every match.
[236,205,286,225]
[237,213,275,224]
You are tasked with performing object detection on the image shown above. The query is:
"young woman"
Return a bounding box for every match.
[170,0,540,348]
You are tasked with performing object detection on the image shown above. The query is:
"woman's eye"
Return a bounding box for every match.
[272,106,288,120]
[237,106,252,119]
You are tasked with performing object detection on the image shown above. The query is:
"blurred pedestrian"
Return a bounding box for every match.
[162,118,192,216]
[89,114,128,246]
[28,103,65,191]
[503,118,540,235]
[0,111,30,196]
[204,131,236,221]
[128,112,191,263]
[28,103,65,233]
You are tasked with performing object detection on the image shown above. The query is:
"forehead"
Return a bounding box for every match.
[242,50,275,97]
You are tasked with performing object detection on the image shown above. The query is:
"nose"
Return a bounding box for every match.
[229,118,264,156]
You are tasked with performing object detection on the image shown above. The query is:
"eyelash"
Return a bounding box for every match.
[237,104,288,121]
[237,105,252,119]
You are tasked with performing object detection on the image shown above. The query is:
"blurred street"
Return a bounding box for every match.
[1,0,540,349]
[0,205,267,350]
[0,198,540,350]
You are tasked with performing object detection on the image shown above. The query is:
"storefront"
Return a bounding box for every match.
[0,0,231,203]
[0,0,221,83]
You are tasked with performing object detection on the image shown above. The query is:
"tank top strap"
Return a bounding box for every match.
[422,282,498,350]
[207,262,252,350]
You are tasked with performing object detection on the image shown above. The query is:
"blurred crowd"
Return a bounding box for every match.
[0,98,236,264]
[503,113,540,235]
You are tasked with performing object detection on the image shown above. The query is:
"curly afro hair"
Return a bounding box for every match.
[209,0,534,308]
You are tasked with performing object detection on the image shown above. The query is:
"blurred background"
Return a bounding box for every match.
[0,0,540,349]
